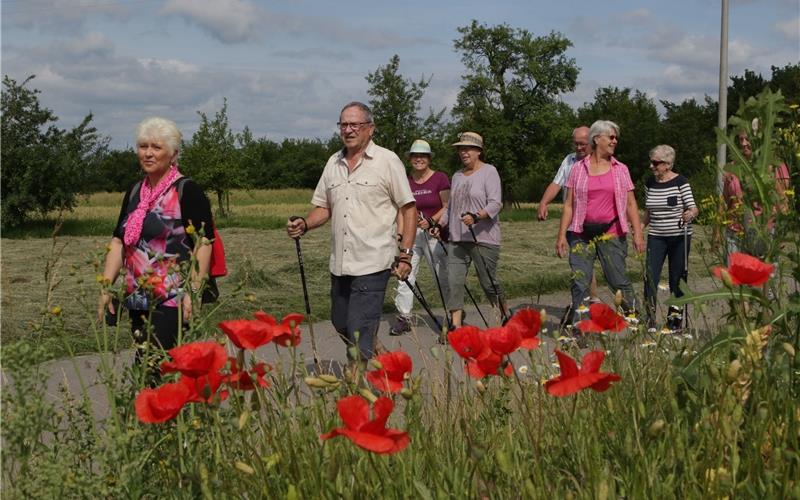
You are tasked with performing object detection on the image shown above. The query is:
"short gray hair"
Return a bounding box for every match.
[589,120,620,146]
[136,117,181,155]
[340,101,373,123]
[649,144,676,165]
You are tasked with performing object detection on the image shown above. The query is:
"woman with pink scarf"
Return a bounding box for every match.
[98,117,214,378]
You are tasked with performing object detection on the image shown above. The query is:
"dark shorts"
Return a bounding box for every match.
[330,269,391,360]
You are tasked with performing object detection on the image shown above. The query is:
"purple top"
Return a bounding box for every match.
[443,163,502,245]
[409,170,450,219]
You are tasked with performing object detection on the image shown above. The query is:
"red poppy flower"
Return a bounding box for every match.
[505,308,542,349]
[485,326,521,356]
[544,350,621,397]
[448,326,488,359]
[224,358,271,391]
[255,312,304,347]
[576,303,627,333]
[320,395,410,454]
[712,252,774,286]
[135,381,191,423]
[219,319,273,350]
[466,350,513,379]
[160,341,228,378]
[366,351,413,393]
[180,371,229,403]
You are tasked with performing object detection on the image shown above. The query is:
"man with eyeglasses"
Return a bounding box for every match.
[287,101,417,364]
[537,126,599,308]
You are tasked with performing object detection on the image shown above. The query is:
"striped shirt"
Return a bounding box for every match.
[566,156,634,235]
[644,174,696,237]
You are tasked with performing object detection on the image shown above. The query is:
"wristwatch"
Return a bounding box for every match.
[399,248,413,256]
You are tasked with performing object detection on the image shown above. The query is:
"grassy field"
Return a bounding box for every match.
[1,188,717,361]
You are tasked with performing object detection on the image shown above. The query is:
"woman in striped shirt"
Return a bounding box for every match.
[642,144,698,332]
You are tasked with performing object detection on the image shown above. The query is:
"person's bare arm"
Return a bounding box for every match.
[395,202,417,280]
[97,237,124,321]
[287,206,331,238]
[556,189,573,258]
[538,182,562,220]
[626,191,645,253]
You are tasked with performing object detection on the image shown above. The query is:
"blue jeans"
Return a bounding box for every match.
[567,232,637,322]
[330,270,391,360]
[644,234,690,319]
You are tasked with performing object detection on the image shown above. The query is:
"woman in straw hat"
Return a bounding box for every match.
[437,131,507,328]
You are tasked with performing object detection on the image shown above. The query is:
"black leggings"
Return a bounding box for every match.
[129,305,183,383]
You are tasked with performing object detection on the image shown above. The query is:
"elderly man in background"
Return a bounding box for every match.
[287,101,416,362]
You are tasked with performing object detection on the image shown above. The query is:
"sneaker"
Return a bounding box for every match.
[666,306,683,333]
[390,315,412,336]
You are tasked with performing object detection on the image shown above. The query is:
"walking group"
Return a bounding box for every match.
[99,101,791,368]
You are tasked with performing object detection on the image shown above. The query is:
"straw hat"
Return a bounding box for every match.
[408,139,433,156]
[451,131,483,149]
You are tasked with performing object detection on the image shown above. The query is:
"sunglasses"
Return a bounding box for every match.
[650,159,668,166]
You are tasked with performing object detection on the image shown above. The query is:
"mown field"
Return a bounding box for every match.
[1,188,715,361]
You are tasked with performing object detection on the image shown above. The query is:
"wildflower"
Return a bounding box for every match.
[254,311,304,347]
[321,395,410,454]
[160,341,228,378]
[185,223,196,235]
[225,358,271,391]
[51,306,62,316]
[448,326,486,359]
[366,351,413,393]
[504,308,542,350]
[576,304,590,314]
[465,351,512,379]
[485,327,522,355]
[180,371,229,403]
[657,282,669,292]
[711,252,774,286]
[518,365,529,375]
[135,381,191,423]
[576,303,627,333]
[219,319,273,350]
[544,350,621,397]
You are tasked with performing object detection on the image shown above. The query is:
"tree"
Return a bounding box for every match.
[181,100,239,216]
[577,87,660,186]
[658,96,719,200]
[1,75,107,228]
[452,21,579,203]
[366,55,445,156]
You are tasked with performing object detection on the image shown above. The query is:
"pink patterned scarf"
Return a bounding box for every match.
[123,165,182,246]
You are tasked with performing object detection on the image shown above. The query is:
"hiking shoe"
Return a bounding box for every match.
[666,306,683,333]
[389,315,412,336]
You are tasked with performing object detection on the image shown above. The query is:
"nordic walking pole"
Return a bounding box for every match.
[679,217,690,332]
[419,214,453,329]
[394,260,444,335]
[434,235,489,328]
[463,213,509,323]
[289,216,321,371]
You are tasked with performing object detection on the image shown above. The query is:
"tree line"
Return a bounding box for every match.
[2,20,798,227]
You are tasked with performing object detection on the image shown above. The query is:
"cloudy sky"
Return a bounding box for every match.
[2,0,798,148]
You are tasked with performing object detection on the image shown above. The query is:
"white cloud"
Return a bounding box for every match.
[161,0,265,44]
[774,17,800,41]
[1,0,128,32]
[618,8,653,24]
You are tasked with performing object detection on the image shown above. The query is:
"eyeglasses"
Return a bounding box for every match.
[650,159,668,166]
[603,134,618,141]
[573,142,589,147]
[337,121,372,131]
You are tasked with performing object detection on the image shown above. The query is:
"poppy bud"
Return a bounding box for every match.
[304,377,329,388]
[358,388,378,403]
[234,461,255,475]
[782,343,795,358]
[475,380,487,394]
[400,388,413,400]
[318,374,339,384]
[238,410,250,430]
[648,419,665,437]
[614,290,623,307]
[727,359,742,381]
[368,359,383,370]
[540,308,547,323]
[719,268,734,288]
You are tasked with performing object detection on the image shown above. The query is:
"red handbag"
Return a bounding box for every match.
[209,227,227,277]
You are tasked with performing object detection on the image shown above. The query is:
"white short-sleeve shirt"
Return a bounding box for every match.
[311,141,415,276]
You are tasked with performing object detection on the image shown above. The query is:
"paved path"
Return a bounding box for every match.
[12,283,719,419]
